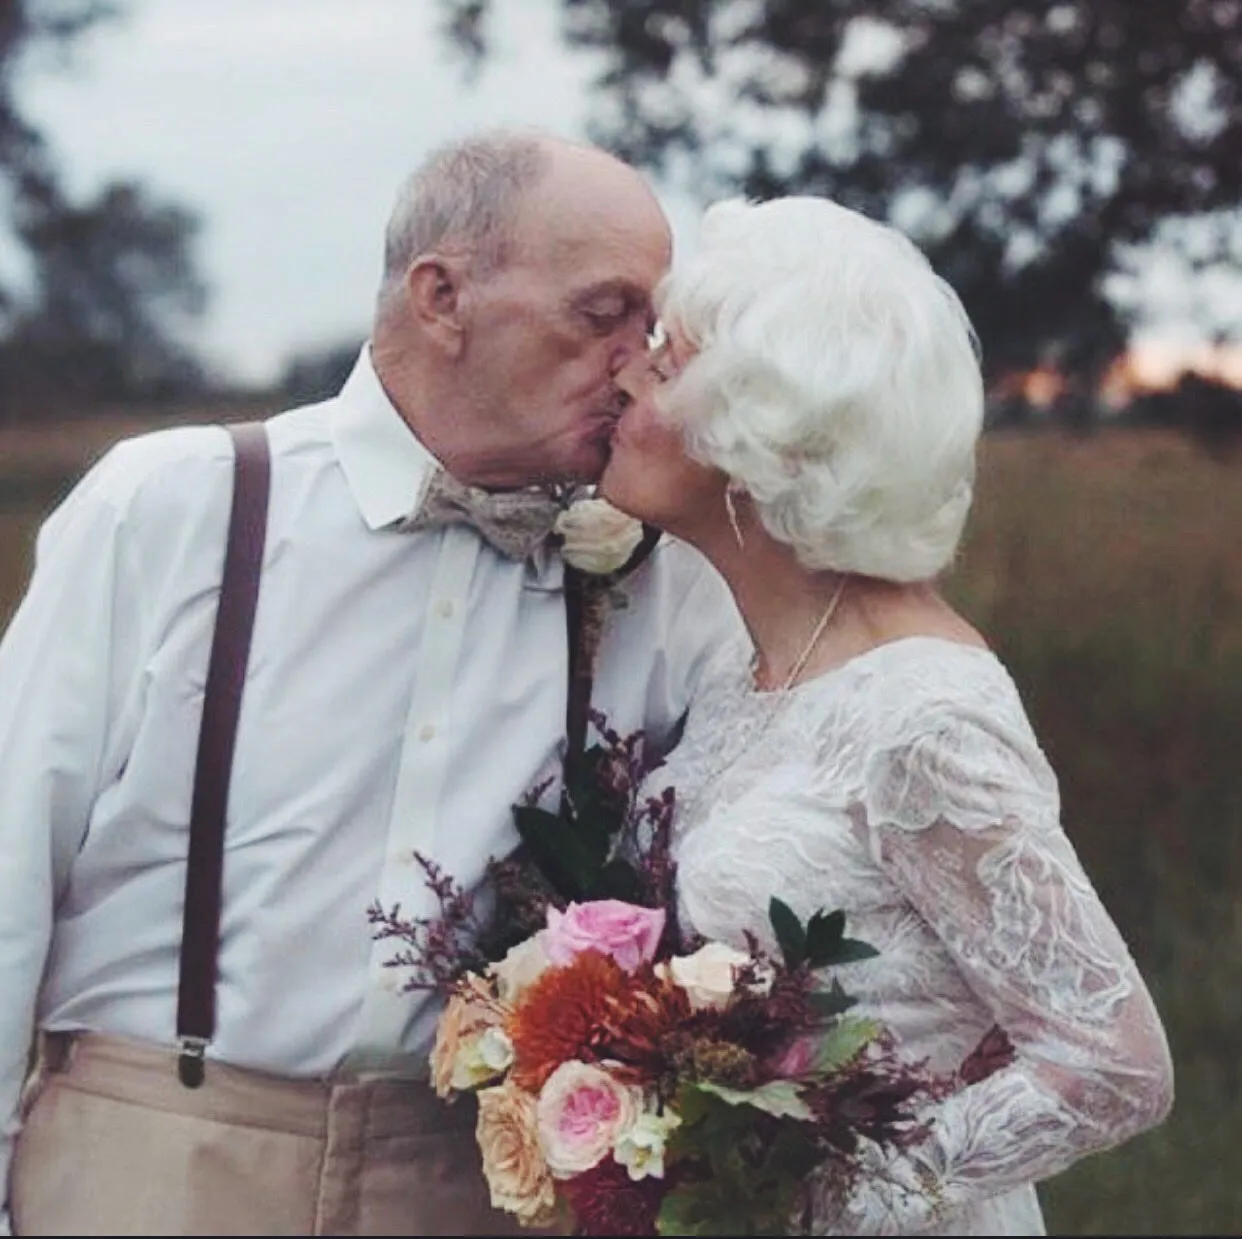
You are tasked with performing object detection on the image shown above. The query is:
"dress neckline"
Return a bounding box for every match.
[739,633,1001,701]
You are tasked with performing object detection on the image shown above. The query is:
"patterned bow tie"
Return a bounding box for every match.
[399,468,564,560]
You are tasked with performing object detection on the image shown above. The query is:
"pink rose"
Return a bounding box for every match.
[535,1060,643,1179]
[540,900,665,973]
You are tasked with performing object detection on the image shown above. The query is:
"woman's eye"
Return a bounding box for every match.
[646,320,668,350]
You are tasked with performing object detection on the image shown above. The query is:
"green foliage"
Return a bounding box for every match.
[768,897,879,972]
[512,742,645,903]
[659,1086,823,1236]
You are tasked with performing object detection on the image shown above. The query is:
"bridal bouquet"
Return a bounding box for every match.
[370,713,957,1236]
[424,896,946,1235]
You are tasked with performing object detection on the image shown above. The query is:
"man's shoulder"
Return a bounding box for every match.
[76,422,236,519]
[75,403,331,520]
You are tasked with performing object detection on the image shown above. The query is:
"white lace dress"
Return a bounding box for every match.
[645,635,1174,1236]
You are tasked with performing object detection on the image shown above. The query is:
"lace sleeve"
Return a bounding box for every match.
[830,707,1174,1233]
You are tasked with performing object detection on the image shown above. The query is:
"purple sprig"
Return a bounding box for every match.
[365,853,488,995]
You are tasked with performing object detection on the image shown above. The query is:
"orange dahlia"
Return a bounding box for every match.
[507,949,635,1091]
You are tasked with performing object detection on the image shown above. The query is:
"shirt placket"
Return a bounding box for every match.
[351,526,481,1060]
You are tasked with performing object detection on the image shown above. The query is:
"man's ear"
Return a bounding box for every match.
[405,255,467,355]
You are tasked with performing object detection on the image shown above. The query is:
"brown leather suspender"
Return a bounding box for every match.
[175,422,270,1087]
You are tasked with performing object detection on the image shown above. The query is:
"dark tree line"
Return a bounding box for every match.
[0,1,209,419]
[441,0,1242,430]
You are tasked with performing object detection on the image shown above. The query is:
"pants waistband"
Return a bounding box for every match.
[34,1030,470,1141]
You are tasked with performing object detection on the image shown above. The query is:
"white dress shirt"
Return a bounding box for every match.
[0,347,743,1220]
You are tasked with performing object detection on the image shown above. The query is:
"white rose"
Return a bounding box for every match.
[614,1108,682,1182]
[451,1026,514,1090]
[667,941,774,1011]
[554,498,644,575]
[489,936,552,1004]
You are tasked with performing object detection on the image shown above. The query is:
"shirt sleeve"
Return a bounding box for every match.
[821,707,1174,1234]
[0,450,150,1228]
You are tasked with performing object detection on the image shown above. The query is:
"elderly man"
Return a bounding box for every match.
[0,130,740,1235]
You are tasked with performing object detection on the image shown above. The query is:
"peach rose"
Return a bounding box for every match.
[535,1060,643,1179]
[429,977,502,1099]
[476,1081,559,1227]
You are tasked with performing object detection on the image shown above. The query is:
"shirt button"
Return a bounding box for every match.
[436,598,455,619]
[418,723,437,742]
[392,847,416,866]
[377,970,401,994]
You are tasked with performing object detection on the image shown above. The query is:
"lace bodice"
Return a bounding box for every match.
[646,636,1174,1236]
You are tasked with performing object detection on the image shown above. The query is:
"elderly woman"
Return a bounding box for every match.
[599,196,1173,1236]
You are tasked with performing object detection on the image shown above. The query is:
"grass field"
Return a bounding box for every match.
[2,417,1240,1235]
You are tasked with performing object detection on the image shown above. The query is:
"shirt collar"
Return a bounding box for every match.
[330,344,440,531]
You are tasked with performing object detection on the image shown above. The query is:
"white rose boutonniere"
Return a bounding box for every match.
[553,497,645,576]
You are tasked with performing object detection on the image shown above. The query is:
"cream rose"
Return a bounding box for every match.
[554,498,644,575]
[666,941,774,1011]
[535,1060,644,1179]
[489,935,552,1004]
[476,1081,559,1227]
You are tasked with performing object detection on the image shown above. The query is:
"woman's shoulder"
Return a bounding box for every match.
[803,634,1041,752]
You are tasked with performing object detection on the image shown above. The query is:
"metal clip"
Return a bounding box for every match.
[177,1036,209,1089]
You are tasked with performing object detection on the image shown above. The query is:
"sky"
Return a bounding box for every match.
[13,0,1239,390]
[16,0,703,386]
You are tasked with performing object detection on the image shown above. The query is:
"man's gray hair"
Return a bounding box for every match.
[378,130,550,304]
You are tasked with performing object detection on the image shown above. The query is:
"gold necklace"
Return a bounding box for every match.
[751,574,849,693]
[682,576,850,823]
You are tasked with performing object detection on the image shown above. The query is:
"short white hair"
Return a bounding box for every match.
[658,196,984,582]
[377,129,549,308]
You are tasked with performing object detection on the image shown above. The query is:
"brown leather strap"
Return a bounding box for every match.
[175,422,271,1087]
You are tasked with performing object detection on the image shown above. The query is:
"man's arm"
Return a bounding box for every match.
[0,452,147,1232]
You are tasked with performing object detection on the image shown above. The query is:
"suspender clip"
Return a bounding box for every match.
[177,1036,209,1089]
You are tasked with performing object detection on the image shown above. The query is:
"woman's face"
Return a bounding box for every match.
[599,331,724,534]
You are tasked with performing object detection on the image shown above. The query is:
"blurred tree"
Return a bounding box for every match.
[277,336,364,406]
[0,2,212,416]
[0,181,208,411]
[440,0,1242,426]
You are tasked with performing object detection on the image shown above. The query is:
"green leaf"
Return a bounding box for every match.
[820,937,881,966]
[768,896,807,971]
[692,1078,815,1122]
[808,978,859,1019]
[812,1016,882,1074]
[657,1184,752,1237]
[804,908,880,968]
[805,908,845,956]
[588,857,643,903]
[511,804,602,901]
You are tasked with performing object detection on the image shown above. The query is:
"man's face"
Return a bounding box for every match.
[455,157,673,487]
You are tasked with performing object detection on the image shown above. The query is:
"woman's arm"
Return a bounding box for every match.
[826,709,1173,1233]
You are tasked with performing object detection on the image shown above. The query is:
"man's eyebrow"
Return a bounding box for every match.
[572,280,649,309]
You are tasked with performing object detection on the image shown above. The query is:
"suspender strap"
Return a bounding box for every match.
[175,422,271,1087]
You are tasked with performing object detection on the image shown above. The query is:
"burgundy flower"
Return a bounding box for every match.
[560,1155,668,1237]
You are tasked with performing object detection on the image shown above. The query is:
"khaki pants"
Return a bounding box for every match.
[11,1031,539,1236]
